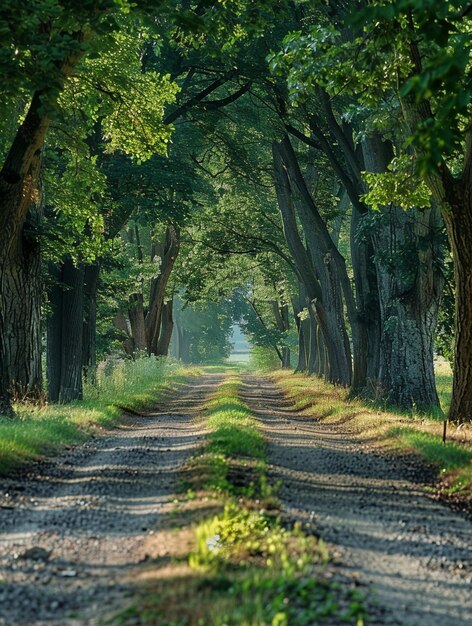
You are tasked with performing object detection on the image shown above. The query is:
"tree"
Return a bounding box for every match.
[354,0,471,419]
[0,1,175,413]
[268,4,445,409]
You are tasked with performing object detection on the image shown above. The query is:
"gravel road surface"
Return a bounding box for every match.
[242,375,472,626]
[0,375,222,626]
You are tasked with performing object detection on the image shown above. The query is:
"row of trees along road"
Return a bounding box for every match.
[0,0,471,423]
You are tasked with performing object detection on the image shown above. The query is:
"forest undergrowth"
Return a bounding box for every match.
[109,371,367,626]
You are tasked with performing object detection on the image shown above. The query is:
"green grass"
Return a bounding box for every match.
[192,375,268,495]
[389,427,472,494]
[390,428,472,470]
[205,381,266,462]
[435,358,453,414]
[0,357,196,475]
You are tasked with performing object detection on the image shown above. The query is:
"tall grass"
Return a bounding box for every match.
[0,357,195,475]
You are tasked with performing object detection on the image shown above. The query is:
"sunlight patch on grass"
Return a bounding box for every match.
[435,358,453,413]
[390,427,472,469]
[193,374,268,494]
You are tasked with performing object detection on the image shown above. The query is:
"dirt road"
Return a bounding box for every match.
[241,375,472,626]
[0,375,222,626]
[2,372,472,626]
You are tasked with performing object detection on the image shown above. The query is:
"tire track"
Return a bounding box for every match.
[242,374,472,626]
[0,374,222,626]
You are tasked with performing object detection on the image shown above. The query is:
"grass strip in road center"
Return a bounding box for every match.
[109,371,367,626]
[188,374,269,498]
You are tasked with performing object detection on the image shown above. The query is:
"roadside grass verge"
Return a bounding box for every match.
[108,373,368,626]
[0,357,197,475]
[271,368,472,499]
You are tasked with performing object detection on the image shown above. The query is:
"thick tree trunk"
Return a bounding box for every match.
[156,299,174,356]
[443,185,472,422]
[401,48,471,420]
[59,260,84,403]
[307,112,382,392]
[292,291,307,372]
[363,137,442,410]
[82,262,100,382]
[0,49,84,413]
[0,230,43,407]
[47,258,85,403]
[0,94,48,413]
[273,143,345,382]
[350,208,381,387]
[47,264,63,403]
[272,300,291,369]
[128,293,148,352]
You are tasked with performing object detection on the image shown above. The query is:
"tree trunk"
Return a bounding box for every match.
[156,299,174,356]
[272,299,291,369]
[350,207,381,387]
[146,225,180,355]
[82,262,100,382]
[292,290,307,372]
[400,45,471,420]
[128,293,148,352]
[442,184,472,422]
[0,48,85,413]
[0,228,43,408]
[307,112,382,392]
[274,138,352,385]
[47,264,63,403]
[47,258,85,403]
[363,136,443,410]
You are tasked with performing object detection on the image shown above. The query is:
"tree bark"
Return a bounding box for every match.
[47,258,85,403]
[146,225,180,355]
[156,299,174,356]
[47,264,63,403]
[400,45,472,420]
[350,207,381,386]
[275,138,353,386]
[82,262,100,382]
[0,45,85,413]
[441,183,472,421]
[272,299,291,369]
[362,136,443,410]
[306,114,382,391]
[128,293,148,352]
